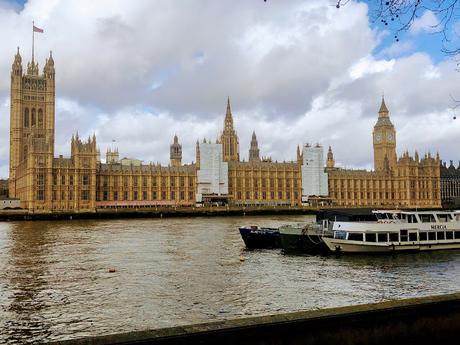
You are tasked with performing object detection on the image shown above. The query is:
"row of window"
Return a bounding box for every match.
[98,176,195,188]
[230,179,299,188]
[234,191,297,200]
[97,190,195,201]
[45,174,90,186]
[23,108,44,128]
[331,191,438,200]
[347,231,460,242]
[39,190,90,201]
[331,179,438,189]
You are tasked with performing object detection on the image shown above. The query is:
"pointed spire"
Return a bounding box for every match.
[227,96,231,114]
[249,130,260,162]
[379,96,389,116]
[224,96,234,130]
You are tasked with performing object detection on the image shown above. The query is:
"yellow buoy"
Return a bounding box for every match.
[108,268,116,273]
[239,255,246,262]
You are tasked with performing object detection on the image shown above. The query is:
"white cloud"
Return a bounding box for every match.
[379,41,414,58]
[349,56,395,80]
[0,1,458,179]
[410,10,439,34]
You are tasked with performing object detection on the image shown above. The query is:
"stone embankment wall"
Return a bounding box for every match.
[51,292,460,345]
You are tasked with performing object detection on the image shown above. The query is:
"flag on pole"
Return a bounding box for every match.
[33,25,44,33]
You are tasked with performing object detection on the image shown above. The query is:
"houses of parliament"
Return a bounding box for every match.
[7,47,442,212]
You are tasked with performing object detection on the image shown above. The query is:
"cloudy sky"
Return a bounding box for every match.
[0,0,459,178]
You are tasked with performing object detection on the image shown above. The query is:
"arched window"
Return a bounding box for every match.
[24,108,29,127]
[23,145,28,159]
[31,108,36,127]
[38,109,43,128]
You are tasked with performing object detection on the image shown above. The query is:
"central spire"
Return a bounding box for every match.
[220,97,239,162]
[224,96,234,130]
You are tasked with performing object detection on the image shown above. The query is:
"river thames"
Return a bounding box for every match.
[1,215,460,344]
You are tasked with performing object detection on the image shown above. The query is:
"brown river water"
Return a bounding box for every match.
[1,215,460,344]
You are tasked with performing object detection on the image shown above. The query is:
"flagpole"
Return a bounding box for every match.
[32,20,35,63]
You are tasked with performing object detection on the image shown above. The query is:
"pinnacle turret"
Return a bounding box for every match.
[249,131,260,162]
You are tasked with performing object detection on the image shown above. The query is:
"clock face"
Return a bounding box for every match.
[375,133,382,142]
[388,133,393,142]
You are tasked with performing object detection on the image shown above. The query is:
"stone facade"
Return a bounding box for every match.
[0,179,8,198]
[8,48,441,212]
[213,100,304,206]
[328,98,441,208]
[9,49,197,212]
[8,48,99,212]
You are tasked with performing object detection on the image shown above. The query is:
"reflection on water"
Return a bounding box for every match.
[0,215,459,344]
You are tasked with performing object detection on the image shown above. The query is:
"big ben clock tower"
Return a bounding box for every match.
[373,97,397,171]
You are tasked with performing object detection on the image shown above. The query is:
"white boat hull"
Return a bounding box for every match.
[323,237,460,254]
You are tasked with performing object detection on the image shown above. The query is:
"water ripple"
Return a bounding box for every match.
[0,215,459,344]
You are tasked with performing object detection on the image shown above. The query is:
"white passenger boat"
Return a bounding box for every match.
[323,210,460,254]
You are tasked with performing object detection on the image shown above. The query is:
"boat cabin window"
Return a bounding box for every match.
[377,233,388,242]
[409,233,417,242]
[428,232,436,241]
[347,233,363,241]
[400,229,409,242]
[420,232,428,241]
[407,214,418,223]
[437,214,453,222]
[419,214,436,223]
[437,232,445,240]
[335,231,347,240]
[389,233,399,242]
[455,231,460,239]
[446,232,454,240]
[365,233,376,242]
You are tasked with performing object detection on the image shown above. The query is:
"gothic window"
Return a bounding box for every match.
[69,175,74,185]
[82,190,89,201]
[114,191,118,201]
[37,190,44,201]
[31,108,36,127]
[82,175,90,186]
[61,175,65,185]
[38,109,44,128]
[24,108,29,127]
[23,145,28,159]
[143,191,148,200]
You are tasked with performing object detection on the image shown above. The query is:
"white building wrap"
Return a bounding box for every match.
[196,143,228,202]
[301,144,328,200]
